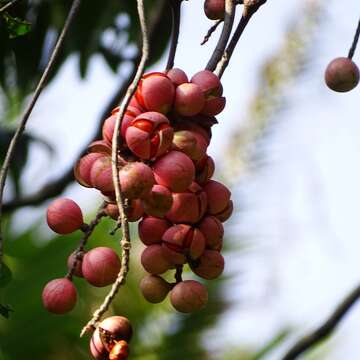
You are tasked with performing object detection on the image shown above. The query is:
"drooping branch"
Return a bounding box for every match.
[215,0,267,78]
[0,0,82,266]
[80,0,149,337]
[282,283,360,360]
[166,0,182,70]
[348,18,360,60]
[205,0,236,72]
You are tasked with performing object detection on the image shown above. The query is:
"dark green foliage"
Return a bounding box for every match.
[1,12,31,38]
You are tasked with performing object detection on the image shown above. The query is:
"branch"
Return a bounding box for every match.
[0,0,81,265]
[215,0,267,78]
[201,19,223,46]
[0,0,20,13]
[348,17,360,60]
[205,0,236,72]
[166,0,182,70]
[80,0,149,337]
[282,283,360,360]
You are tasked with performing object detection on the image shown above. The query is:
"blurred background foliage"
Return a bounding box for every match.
[0,0,329,359]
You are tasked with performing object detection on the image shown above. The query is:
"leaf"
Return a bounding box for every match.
[0,303,13,319]
[0,261,12,288]
[2,12,31,38]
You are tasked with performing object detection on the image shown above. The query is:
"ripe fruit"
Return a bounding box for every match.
[138,216,171,245]
[105,200,144,222]
[90,156,114,193]
[198,216,224,249]
[203,180,231,215]
[174,83,205,116]
[191,250,225,280]
[82,247,121,287]
[42,278,77,314]
[74,152,104,187]
[325,57,359,92]
[141,244,172,274]
[204,0,225,20]
[46,198,84,234]
[140,274,171,303]
[142,184,173,218]
[170,280,208,313]
[166,68,189,86]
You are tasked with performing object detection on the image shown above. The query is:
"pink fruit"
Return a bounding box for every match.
[153,151,195,192]
[74,153,104,187]
[191,250,224,280]
[172,130,208,161]
[204,0,225,20]
[105,199,144,222]
[87,140,112,155]
[198,216,224,250]
[135,72,175,114]
[90,156,114,193]
[67,251,84,277]
[142,184,173,218]
[119,162,155,199]
[166,182,207,224]
[203,180,231,215]
[125,111,173,159]
[90,316,132,360]
[42,278,77,314]
[46,198,84,234]
[138,216,171,246]
[215,199,233,222]
[195,155,215,185]
[141,244,172,274]
[200,95,226,116]
[166,68,189,86]
[174,83,205,116]
[82,247,121,287]
[170,280,208,313]
[140,274,171,303]
[325,57,359,92]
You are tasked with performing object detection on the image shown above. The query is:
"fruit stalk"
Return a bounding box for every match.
[166,0,183,70]
[348,18,360,60]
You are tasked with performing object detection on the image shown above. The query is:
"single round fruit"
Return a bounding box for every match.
[204,0,225,20]
[325,57,359,92]
[82,247,121,287]
[140,274,171,303]
[141,244,172,274]
[42,278,77,314]
[170,280,208,313]
[46,198,84,234]
[191,250,224,280]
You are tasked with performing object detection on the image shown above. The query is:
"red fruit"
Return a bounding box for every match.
[166,68,189,86]
[200,95,226,116]
[87,140,112,155]
[162,224,206,264]
[135,72,175,114]
[170,280,208,313]
[138,216,171,246]
[141,244,172,274]
[90,316,132,360]
[67,251,84,277]
[198,216,224,250]
[191,250,224,280]
[90,156,114,193]
[174,83,205,116]
[82,247,121,287]
[203,180,231,215]
[119,162,155,199]
[195,155,215,185]
[142,184,173,217]
[125,112,173,159]
[140,274,171,303]
[166,182,207,224]
[153,151,195,192]
[42,278,77,314]
[74,153,104,187]
[204,0,225,20]
[325,57,359,92]
[105,200,144,222]
[215,199,233,222]
[46,198,84,234]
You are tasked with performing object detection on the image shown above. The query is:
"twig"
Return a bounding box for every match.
[215,0,267,78]
[166,0,182,70]
[0,0,19,13]
[0,0,81,267]
[80,0,149,337]
[282,283,360,360]
[201,19,223,46]
[174,265,183,283]
[66,203,107,280]
[348,18,360,60]
[205,0,236,72]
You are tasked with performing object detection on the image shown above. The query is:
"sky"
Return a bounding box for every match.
[6,0,360,358]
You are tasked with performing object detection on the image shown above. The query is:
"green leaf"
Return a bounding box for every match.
[0,303,13,319]
[2,12,31,38]
[0,261,12,288]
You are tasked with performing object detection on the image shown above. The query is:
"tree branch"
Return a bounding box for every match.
[201,19,223,46]
[282,283,360,360]
[348,17,360,60]
[205,0,236,72]
[0,0,81,266]
[166,0,182,70]
[0,0,20,14]
[215,0,266,78]
[80,0,149,337]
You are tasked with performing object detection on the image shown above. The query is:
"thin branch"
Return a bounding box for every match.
[348,17,360,60]
[66,203,107,280]
[282,283,360,360]
[0,0,81,266]
[201,19,223,46]
[174,265,183,283]
[215,0,267,78]
[205,0,236,72]
[166,0,182,70]
[0,0,20,13]
[80,0,149,337]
